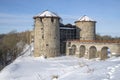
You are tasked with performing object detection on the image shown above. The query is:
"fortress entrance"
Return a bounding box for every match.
[89,46,97,59]
[79,45,86,57]
[100,47,110,60]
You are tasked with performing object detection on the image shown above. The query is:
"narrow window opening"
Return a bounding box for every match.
[51,18,54,22]
[46,44,49,46]
[40,18,42,22]
[41,28,43,30]
[42,35,44,39]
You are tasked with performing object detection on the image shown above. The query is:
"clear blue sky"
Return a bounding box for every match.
[0,0,120,37]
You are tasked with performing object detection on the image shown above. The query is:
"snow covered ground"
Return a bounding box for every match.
[0,45,120,80]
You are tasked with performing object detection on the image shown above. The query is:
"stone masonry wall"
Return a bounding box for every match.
[66,41,120,60]
[34,17,60,57]
[75,21,96,40]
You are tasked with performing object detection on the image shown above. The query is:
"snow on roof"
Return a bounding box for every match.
[34,10,60,18]
[77,15,94,21]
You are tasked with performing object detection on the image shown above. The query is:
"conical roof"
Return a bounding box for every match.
[77,15,94,21]
[34,10,60,18]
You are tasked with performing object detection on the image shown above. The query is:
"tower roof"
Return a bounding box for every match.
[77,15,95,22]
[33,10,60,18]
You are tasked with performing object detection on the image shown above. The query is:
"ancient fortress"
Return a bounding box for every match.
[31,10,120,60]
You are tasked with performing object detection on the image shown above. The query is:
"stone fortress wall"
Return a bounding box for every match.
[66,15,120,60]
[66,41,120,60]
[33,11,60,57]
[32,10,120,59]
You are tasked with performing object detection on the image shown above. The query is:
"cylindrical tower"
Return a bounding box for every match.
[33,10,60,57]
[75,15,96,40]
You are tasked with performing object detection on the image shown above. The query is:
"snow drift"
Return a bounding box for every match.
[0,44,120,80]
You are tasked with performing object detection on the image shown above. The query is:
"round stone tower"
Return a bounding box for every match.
[75,15,96,40]
[33,10,60,57]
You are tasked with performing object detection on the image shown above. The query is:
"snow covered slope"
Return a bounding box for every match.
[0,45,120,80]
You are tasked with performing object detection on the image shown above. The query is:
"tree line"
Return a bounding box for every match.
[96,33,120,41]
[0,30,31,70]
